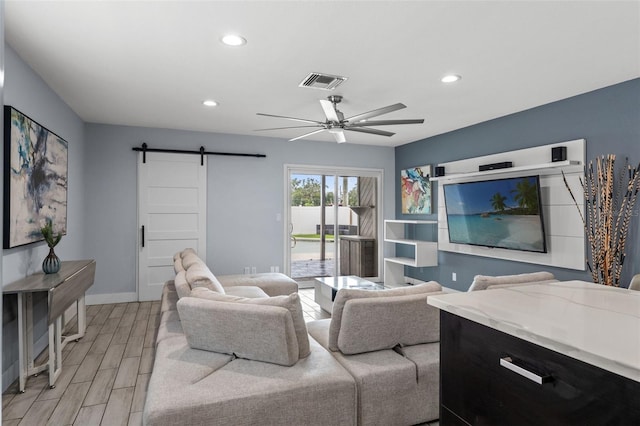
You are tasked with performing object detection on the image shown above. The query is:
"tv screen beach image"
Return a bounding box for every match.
[443,176,546,253]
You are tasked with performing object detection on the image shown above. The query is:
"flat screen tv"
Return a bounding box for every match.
[443,175,547,253]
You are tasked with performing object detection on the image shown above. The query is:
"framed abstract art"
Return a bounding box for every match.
[401,165,432,214]
[3,106,68,248]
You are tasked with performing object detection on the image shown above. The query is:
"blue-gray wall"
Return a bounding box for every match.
[395,78,640,291]
[84,124,395,298]
[2,45,87,390]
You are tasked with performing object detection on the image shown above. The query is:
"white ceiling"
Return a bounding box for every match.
[5,1,640,147]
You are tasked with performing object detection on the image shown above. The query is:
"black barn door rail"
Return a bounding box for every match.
[133,142,266,164]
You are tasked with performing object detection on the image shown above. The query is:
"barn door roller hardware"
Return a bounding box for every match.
[133,143,267,164]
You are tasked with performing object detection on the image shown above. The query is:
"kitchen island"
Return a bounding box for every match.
[428,280,640,425]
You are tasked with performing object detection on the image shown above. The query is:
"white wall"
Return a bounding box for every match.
[290,206,356,234]
[84,124,395,298]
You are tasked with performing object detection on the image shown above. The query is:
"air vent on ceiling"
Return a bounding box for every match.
[299,72,347,90]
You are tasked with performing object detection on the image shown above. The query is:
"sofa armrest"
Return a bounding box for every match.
[217,273,298,296]
[468,271,556,291]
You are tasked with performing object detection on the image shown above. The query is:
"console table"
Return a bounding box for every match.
[3,260,96,392]
[428,281,640,425]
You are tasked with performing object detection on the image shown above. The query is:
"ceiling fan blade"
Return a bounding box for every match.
[345,103,406,123]
[319,100,341,123]
[254,125,324,131]
[348,119,424,127]
[329,130,346,143]
[345,127,395,137]
[290,128,327,142]
[256,112,324,125]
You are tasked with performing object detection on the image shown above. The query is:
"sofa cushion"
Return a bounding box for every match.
[328,282,442,351]
[337,292,443,355]
[174,271,191,299]
[176,297,300,366]
[144,334,356,426]
[156,310,183,344]
[161,282,179,313]
[307,318,440,425]
[468,271,556,291]
[217,273,299,297]
[173,253,185,273]
[180,247,197,258]
[224,286,269,298]
[190,287,310,358]
[181,251,203,269]
[185,262,226,294]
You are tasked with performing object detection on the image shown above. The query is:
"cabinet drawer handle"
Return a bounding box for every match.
[500,356,551,384]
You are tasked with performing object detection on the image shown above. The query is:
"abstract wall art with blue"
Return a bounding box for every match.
[3,106,68,248]
[401,165,431,214]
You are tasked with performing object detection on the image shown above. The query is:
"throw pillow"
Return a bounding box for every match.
[190,287,310,358]
[174,271,191,299]
[185,262,226,294]
[181,252,203,269]
[173,257,185,274]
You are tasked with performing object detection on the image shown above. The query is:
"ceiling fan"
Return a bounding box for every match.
[255,95,424,143]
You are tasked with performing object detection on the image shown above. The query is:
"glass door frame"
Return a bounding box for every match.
[284,164,384,281]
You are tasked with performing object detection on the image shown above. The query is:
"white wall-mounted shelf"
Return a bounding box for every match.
[384,220,437,286]
[435,139,587,270]
[430,160,582,182]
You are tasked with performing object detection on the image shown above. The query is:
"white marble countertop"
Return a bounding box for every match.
[428,280,640,382]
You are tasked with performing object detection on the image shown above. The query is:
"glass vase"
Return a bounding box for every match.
[42,247,61,274]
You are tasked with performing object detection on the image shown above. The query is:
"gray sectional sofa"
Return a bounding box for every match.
[144,249,356,425]
[306,283,444,425]
[144,248,443,426]
[467,271,557,291]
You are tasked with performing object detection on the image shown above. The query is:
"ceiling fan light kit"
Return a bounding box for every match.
[256,95,424,143]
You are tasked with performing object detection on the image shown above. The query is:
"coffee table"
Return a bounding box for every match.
[314,275,385,313]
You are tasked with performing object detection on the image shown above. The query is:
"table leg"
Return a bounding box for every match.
[17,293,26,393]
[25,293,34,372]
[77,295,86,338]
[47,317,63,389]
[48,323,55,388]
[56,316,62,371]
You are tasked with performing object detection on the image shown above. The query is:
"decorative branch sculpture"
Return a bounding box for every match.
[563,154,640,286]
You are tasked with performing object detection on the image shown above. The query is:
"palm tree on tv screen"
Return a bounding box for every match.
[490,192,507,212]
[512,178,539,214]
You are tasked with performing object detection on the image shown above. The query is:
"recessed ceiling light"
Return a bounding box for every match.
[203,100,218,107]
[441,74,461,83]
[221,34,247,46]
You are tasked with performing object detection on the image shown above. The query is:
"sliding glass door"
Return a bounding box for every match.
[285,165,382,281]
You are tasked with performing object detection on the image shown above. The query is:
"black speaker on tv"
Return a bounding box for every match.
[435,166,445,177]
[552,146,567,162]
[479,161,513,172]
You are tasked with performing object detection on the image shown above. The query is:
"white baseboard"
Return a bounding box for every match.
[85,292,137,305]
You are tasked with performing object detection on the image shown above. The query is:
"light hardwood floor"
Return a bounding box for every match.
[1,289,328,426]
[2,288,438,426]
